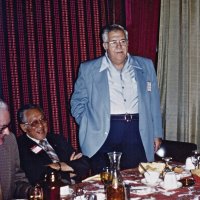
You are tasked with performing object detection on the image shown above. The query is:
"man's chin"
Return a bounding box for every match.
[36,133,46,140]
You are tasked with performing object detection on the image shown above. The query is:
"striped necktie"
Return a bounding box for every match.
[39,140,59,163]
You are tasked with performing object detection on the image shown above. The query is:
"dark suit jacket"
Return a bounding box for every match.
[17,133,90,185]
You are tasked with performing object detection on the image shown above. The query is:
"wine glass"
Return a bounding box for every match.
[29,184,43,200]
[191,150,200,169]
[100,167,113,189]
[162,157,172,173]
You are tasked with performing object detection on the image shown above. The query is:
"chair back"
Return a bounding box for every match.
[155,140,197,163]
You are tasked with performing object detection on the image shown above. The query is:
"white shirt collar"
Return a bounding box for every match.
[26,134,47,144]
[100,52,130,72]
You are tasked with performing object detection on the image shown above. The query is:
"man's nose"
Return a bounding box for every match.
[116,42,123,48]
[35,121,43,128]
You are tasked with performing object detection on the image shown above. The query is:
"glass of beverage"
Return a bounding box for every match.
[29,184,43,200]
[162,157,172,173]
[191,150,200,169]
[100,167,113,189]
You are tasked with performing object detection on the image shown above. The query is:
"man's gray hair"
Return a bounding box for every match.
[0,99,8,110]
[102,24,128,42]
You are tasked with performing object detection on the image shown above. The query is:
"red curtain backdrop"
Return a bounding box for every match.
[0,0,113,149]
[0,0,160,149]
[125,0,161,65]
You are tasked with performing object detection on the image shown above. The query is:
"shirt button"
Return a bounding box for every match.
[124,99,126,102]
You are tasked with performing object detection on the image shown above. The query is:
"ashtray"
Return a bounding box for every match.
[179,178,195,187]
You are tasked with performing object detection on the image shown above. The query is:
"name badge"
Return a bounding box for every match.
[147,81,151,92]
[31,145,43,154]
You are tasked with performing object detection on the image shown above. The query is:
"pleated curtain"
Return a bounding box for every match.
[0,0,112,148]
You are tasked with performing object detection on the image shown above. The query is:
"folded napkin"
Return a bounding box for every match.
[82,174,101,182]
[60,185,73,196]
[138,162,165,174]
[191,169,200,183]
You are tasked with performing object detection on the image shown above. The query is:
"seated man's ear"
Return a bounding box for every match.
[103,42,108,51]
[20,123,28,133]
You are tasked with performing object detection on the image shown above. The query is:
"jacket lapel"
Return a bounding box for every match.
[129,57,145,98]
[25,135,52,162]
[92,59,110,113]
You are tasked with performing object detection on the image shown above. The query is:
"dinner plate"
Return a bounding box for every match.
[141,178,162,187]
[159,181,182,190]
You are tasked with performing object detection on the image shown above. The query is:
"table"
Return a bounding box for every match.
[74,168,200,200]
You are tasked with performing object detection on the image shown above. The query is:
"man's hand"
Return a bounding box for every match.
[70,152,82,161]
[154,138,162,152]
[48,162,74,172]
[47,152,82,174]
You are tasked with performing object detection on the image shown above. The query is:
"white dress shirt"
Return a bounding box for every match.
[100,53,138,114]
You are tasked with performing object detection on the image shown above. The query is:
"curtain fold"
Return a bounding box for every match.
[157,0,200,147]
[0,0,112,149]
[0,0,161,149]
[125,0,161,65]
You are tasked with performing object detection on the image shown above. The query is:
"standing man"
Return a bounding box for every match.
[71,24,163,174]
[0,99,32,200]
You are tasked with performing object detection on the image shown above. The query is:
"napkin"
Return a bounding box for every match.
[60,185,73,196]
[82,174,101,182]
[191,169,200,183]
[138,162,165,174]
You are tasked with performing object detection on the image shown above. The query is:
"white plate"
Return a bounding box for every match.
[159,181,182,190]
[141,178,162,187]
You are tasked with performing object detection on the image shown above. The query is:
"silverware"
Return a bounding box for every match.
[130,186,147,190]
[139,163,150,175]
[130,186,150,193]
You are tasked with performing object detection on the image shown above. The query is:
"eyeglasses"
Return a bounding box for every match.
[0,124,9,134]
[107,39,128,48]
[24,116,47,128]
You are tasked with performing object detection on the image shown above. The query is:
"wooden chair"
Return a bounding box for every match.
[155,140,197,163]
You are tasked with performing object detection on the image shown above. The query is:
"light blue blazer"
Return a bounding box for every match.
[71,55,163,161]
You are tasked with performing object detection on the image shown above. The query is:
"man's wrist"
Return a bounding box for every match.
[57,162,61,171]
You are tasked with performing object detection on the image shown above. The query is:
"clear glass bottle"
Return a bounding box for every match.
[106,152,125,200]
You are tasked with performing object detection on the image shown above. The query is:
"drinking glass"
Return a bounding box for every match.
[107,152,122,170]
[29,184,43,200]
[100,167,113,189]
[162,157,172,173]
[191,150,200,169]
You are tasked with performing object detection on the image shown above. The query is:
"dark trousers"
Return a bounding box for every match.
[90,114,147,175]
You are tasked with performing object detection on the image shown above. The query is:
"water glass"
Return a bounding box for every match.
[29,184,43,200]
[191,150,200,168]
[100,167,113,188]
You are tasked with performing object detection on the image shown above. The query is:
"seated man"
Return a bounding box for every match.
[17,104,90,185]
[0,99,33,200]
